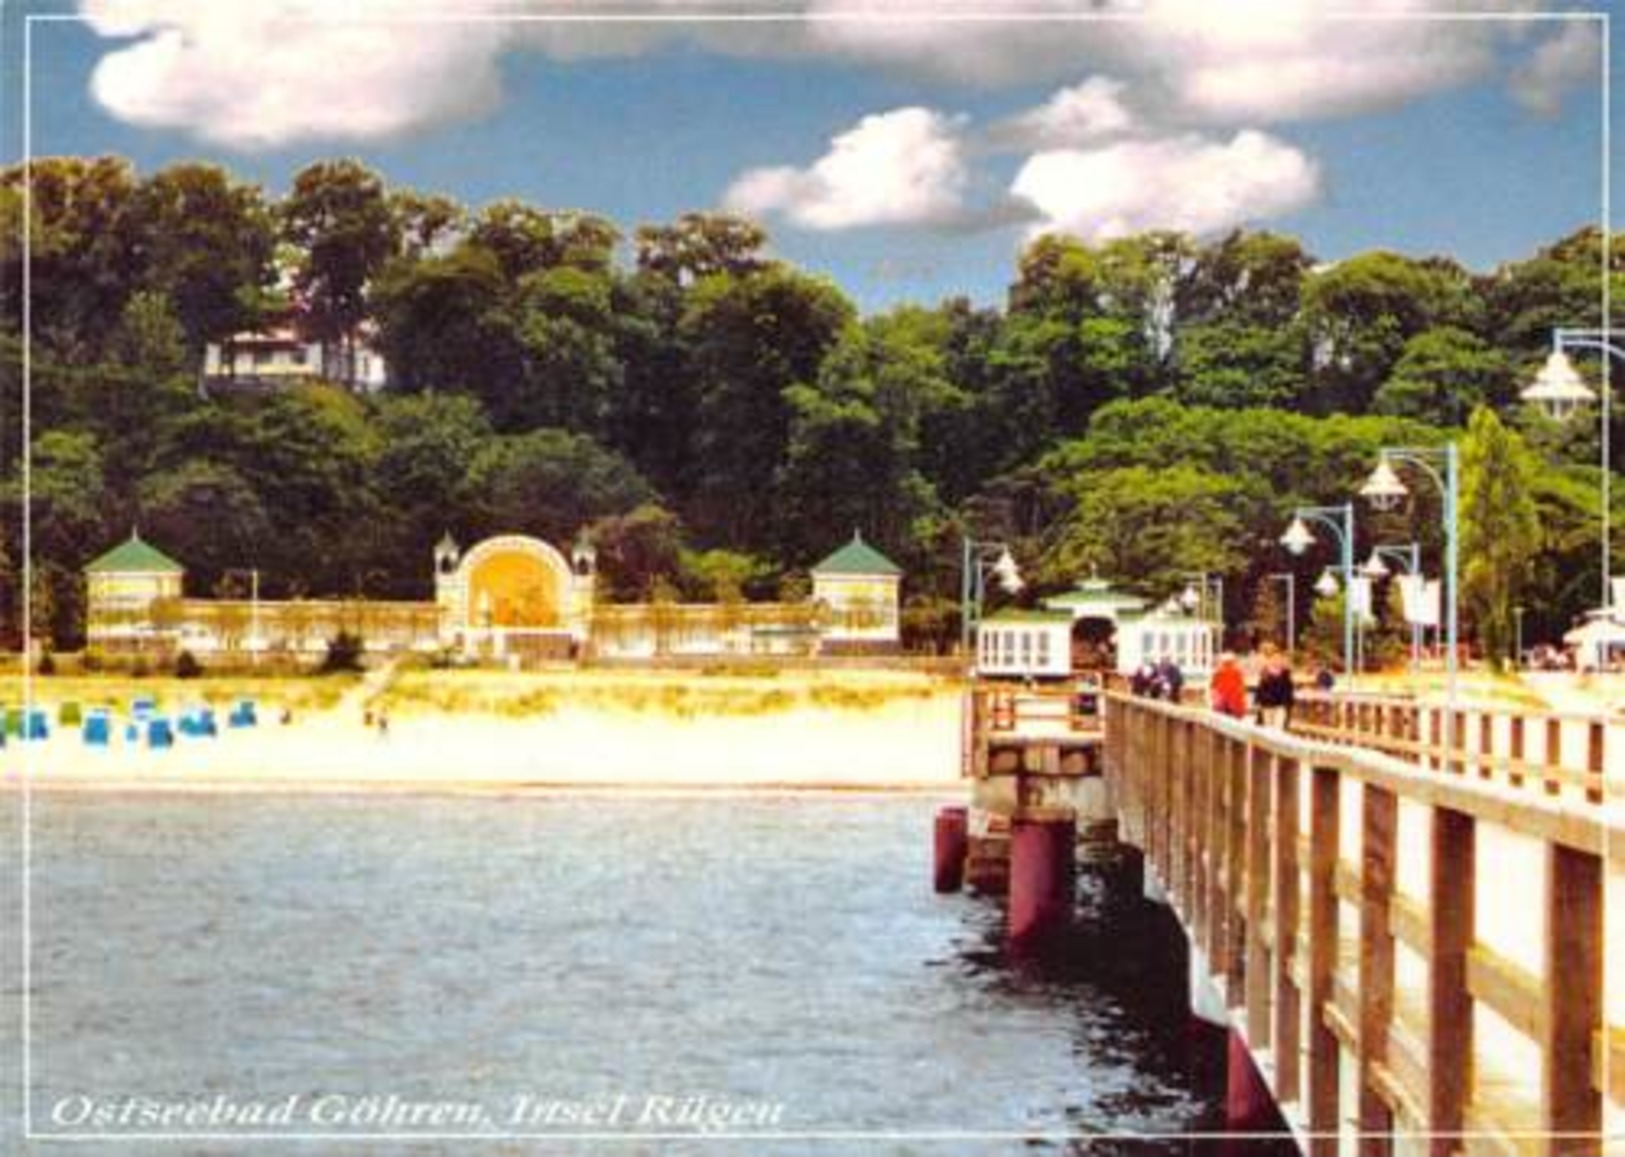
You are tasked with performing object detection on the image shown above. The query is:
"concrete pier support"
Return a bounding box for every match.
[933,805,968,893]
[1008,813,1076,949]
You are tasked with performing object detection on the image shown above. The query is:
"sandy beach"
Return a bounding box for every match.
[0,669,971,794]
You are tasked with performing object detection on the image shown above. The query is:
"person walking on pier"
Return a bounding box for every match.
[1255,644,1295,729]
[1154,657,1184,703]
[1209,652,1248,718]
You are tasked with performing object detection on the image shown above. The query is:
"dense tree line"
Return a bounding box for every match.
[1,155,1619,659]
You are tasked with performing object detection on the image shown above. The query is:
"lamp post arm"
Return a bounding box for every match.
[1555,329,1625,364]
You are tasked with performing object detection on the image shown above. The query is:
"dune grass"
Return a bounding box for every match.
[0,673,362,715]
[377,668,958,719]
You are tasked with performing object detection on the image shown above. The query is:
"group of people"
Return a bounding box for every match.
[1126,644,1333,729]
[1127,657,1185,702]
[1209,643,1296,728]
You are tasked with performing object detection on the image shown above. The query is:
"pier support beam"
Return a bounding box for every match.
[1008,812,1075,949]
[933,805,968,893]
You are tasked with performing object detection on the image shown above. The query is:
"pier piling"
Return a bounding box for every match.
[933,805,968,893]
[1008,812,1075,949]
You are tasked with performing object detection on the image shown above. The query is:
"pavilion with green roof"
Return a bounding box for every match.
[84,531,187,652]
[85,532,185,577]
[811,531,902,652]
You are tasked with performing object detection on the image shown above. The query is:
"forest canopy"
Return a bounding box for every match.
[1,155,1619,656]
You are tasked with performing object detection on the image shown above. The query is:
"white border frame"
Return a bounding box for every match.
[15,5,1615,1147]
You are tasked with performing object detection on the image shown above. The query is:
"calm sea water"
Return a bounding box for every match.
[1,792,1291,1156]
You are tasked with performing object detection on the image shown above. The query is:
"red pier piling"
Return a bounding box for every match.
[1008,813,1075,948]
[933,805,968,893]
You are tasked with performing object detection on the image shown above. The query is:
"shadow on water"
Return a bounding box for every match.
[952,859,1299,1157]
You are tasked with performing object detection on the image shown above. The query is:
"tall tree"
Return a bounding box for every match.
[280,160,399,387]
[635,213,768,284]
[680,265,854,549]
[1371,327,1512,426]
[1461,406,1541,668]
[126,162,276,355]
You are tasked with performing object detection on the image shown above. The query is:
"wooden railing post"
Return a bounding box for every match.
[1358,784,1398,1154]
[1192,721,1211,950]
[1427,807,1473,1157]
[1541,844,1602,1154]
[1225,737,1248,1007]
[1307,763,1341,1157]
[1273,755,1302,1105]
[1188,721,1205,922]
[1544,718,1562,797]
[1204,728,1229,980]
[1246,743,1273,1048]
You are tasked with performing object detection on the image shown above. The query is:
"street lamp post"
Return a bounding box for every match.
[1269,571,1296,654]
[1361,445,1459,714]
[1280,503,1356,679]
[960,538,1024,654]
[1361,542,1423,669]
[1522,327,1620,609]
[1180,572,1225,630]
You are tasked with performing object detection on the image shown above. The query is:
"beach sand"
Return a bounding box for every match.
[1,670,970,794]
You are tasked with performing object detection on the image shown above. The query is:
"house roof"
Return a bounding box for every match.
[1044,578,1147,613]
[812,531,901,577]
[85,532,184,575]
[982,609,1074,625]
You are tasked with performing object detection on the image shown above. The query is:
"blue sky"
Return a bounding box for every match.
[2,2,1616,312]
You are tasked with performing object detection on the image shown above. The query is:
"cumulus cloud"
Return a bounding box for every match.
[1508,19,1601,117]
[1009,130,1321,242]
[802,0,1506,123]
[723,107,970,230]
[76,0,1546,150]
[82,0,509,149]
[986,77,1134,151]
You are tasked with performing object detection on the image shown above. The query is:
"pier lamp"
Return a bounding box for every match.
[1522,327,1620,609]
[1280,504,1356,679]
[1314,569,1340,598]
[960,538,1024,652]
[1179,572,1224,626]
[1360,446,1458,712]
[1362,544,1424,668]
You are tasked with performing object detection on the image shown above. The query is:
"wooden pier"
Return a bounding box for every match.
[1099,691,1621,1157]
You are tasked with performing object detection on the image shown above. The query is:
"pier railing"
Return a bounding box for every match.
[1292,691,1607,805]
[1102,691,1619,1157]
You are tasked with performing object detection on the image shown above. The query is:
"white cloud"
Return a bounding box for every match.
[723,108,969,230]
[1509,20,1601,117]
[76,0,1542,150]
[83,0,509,149]
[1009,130,1321,242]
[987,77,1134,151]
[803,0,1507,123]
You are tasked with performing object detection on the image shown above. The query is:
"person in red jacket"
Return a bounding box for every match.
[1209,652,1248,719]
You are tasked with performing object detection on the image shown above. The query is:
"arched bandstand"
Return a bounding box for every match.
[434,534,594,660]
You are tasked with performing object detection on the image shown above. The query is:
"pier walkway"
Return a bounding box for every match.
[1100,691,1620,1156]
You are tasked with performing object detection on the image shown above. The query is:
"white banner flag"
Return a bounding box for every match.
[1612,577,1625,611]
[1348,575,1374,621]
[1398,575,1440,627]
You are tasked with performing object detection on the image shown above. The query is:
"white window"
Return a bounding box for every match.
[1037,631,1050,666]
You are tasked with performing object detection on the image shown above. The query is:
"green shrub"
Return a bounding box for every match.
[36,650,55,676]
[174,650,203,678]
[320,632,365,674]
